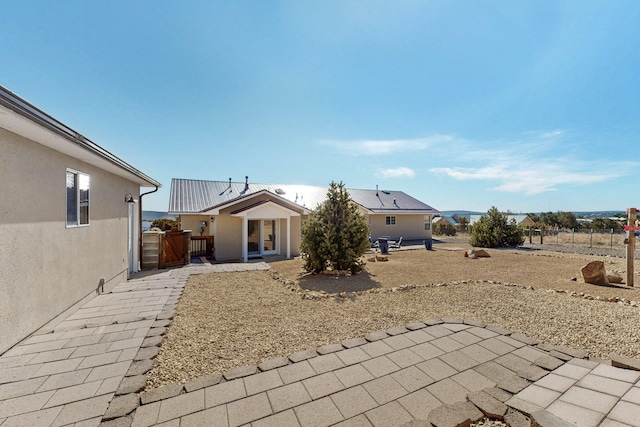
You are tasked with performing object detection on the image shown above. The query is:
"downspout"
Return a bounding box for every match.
[138,185,160,270]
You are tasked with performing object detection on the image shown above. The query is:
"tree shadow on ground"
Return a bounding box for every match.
[297,270,382,293]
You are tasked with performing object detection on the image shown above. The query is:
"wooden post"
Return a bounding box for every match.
[627,208,636,287]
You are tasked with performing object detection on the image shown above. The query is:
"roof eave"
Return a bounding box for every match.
[0,85,161,188]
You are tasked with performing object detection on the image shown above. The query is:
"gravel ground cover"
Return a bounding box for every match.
[146,245,640,390]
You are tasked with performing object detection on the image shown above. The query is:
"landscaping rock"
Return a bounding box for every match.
[581,261,608,285]
[607,271,624,284]
[470,249,490,258]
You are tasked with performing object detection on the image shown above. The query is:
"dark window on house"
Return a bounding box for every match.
[385,216,396,226]
[66,169,90,227]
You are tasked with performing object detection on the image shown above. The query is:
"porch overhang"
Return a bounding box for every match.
[230,200,299,263]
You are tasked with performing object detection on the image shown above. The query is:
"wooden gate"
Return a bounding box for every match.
[163,230,191,268]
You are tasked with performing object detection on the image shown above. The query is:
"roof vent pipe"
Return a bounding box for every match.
[376,185,379,197]
[245,176,249,191]
[219,178,232,196]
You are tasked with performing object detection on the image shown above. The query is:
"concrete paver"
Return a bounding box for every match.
[3,260,640,426]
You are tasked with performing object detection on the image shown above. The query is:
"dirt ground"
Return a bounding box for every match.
[270,244,640,301]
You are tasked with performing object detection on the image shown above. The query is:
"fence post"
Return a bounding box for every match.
[610,228,614,250]
[528,226,532,244]
[540,227,544,245]
[590,229,593,248]
[572,228,575,246]
[627,208,636,287]
[556,230,559,245]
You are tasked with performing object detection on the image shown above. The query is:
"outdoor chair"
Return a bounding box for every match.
[389,237,403,249]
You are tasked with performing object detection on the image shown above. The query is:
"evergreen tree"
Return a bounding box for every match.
[300,182,370,274]
[469,206,524,248]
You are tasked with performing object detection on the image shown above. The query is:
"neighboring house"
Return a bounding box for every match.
[169,178,439,262]
[0,86,160,355]
[469,213,535,227]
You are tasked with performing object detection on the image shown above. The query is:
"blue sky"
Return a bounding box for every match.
[2,1,639,213]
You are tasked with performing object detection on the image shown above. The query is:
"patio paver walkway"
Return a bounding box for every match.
[1,260,639,426]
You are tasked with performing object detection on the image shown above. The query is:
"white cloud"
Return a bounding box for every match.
[429,133,637,195]
[376,167,416,178]
[321,135,458,156]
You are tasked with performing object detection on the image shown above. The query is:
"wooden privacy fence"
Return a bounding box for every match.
[141,230,192,269]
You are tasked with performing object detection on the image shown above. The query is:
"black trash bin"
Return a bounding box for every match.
[424,239,433,250]
[379,238,389,254]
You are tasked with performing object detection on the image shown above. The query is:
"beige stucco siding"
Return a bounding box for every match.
[1,128,138,354]
[368,213,433,241]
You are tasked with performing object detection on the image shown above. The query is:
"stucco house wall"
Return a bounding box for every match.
[0,128,141,354]
[368,213,433,241]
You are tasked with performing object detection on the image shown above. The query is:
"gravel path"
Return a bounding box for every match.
[146,246,640,390]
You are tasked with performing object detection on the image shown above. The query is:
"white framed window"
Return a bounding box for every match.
[424,215,431,231]
[66,169,90,227]
[385,216,396,226]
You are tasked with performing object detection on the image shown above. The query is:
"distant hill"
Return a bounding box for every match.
[439,210,626,219]
[142,211,176,221]
[439,210,484,217]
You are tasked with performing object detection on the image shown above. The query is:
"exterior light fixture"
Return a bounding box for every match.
[125,193,135,203]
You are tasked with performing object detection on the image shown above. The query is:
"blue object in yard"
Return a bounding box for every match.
[424,239,433,250]
[379,238,389,254]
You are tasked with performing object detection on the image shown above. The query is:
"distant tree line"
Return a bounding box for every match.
[527,211,625,231]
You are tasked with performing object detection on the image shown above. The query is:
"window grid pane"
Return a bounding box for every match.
[66,171,78,226]
[66,170,90,227]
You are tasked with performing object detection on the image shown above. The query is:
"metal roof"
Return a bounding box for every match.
[169,178,439,215]
[0,85,160,188]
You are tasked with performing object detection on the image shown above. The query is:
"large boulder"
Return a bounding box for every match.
[581,261,609,285]
[470,249,491,258]
[607,271,624,284]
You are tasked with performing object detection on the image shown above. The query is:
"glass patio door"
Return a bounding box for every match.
[247,220,260,256]
[247,219,278,257]
[263,220,276,254]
